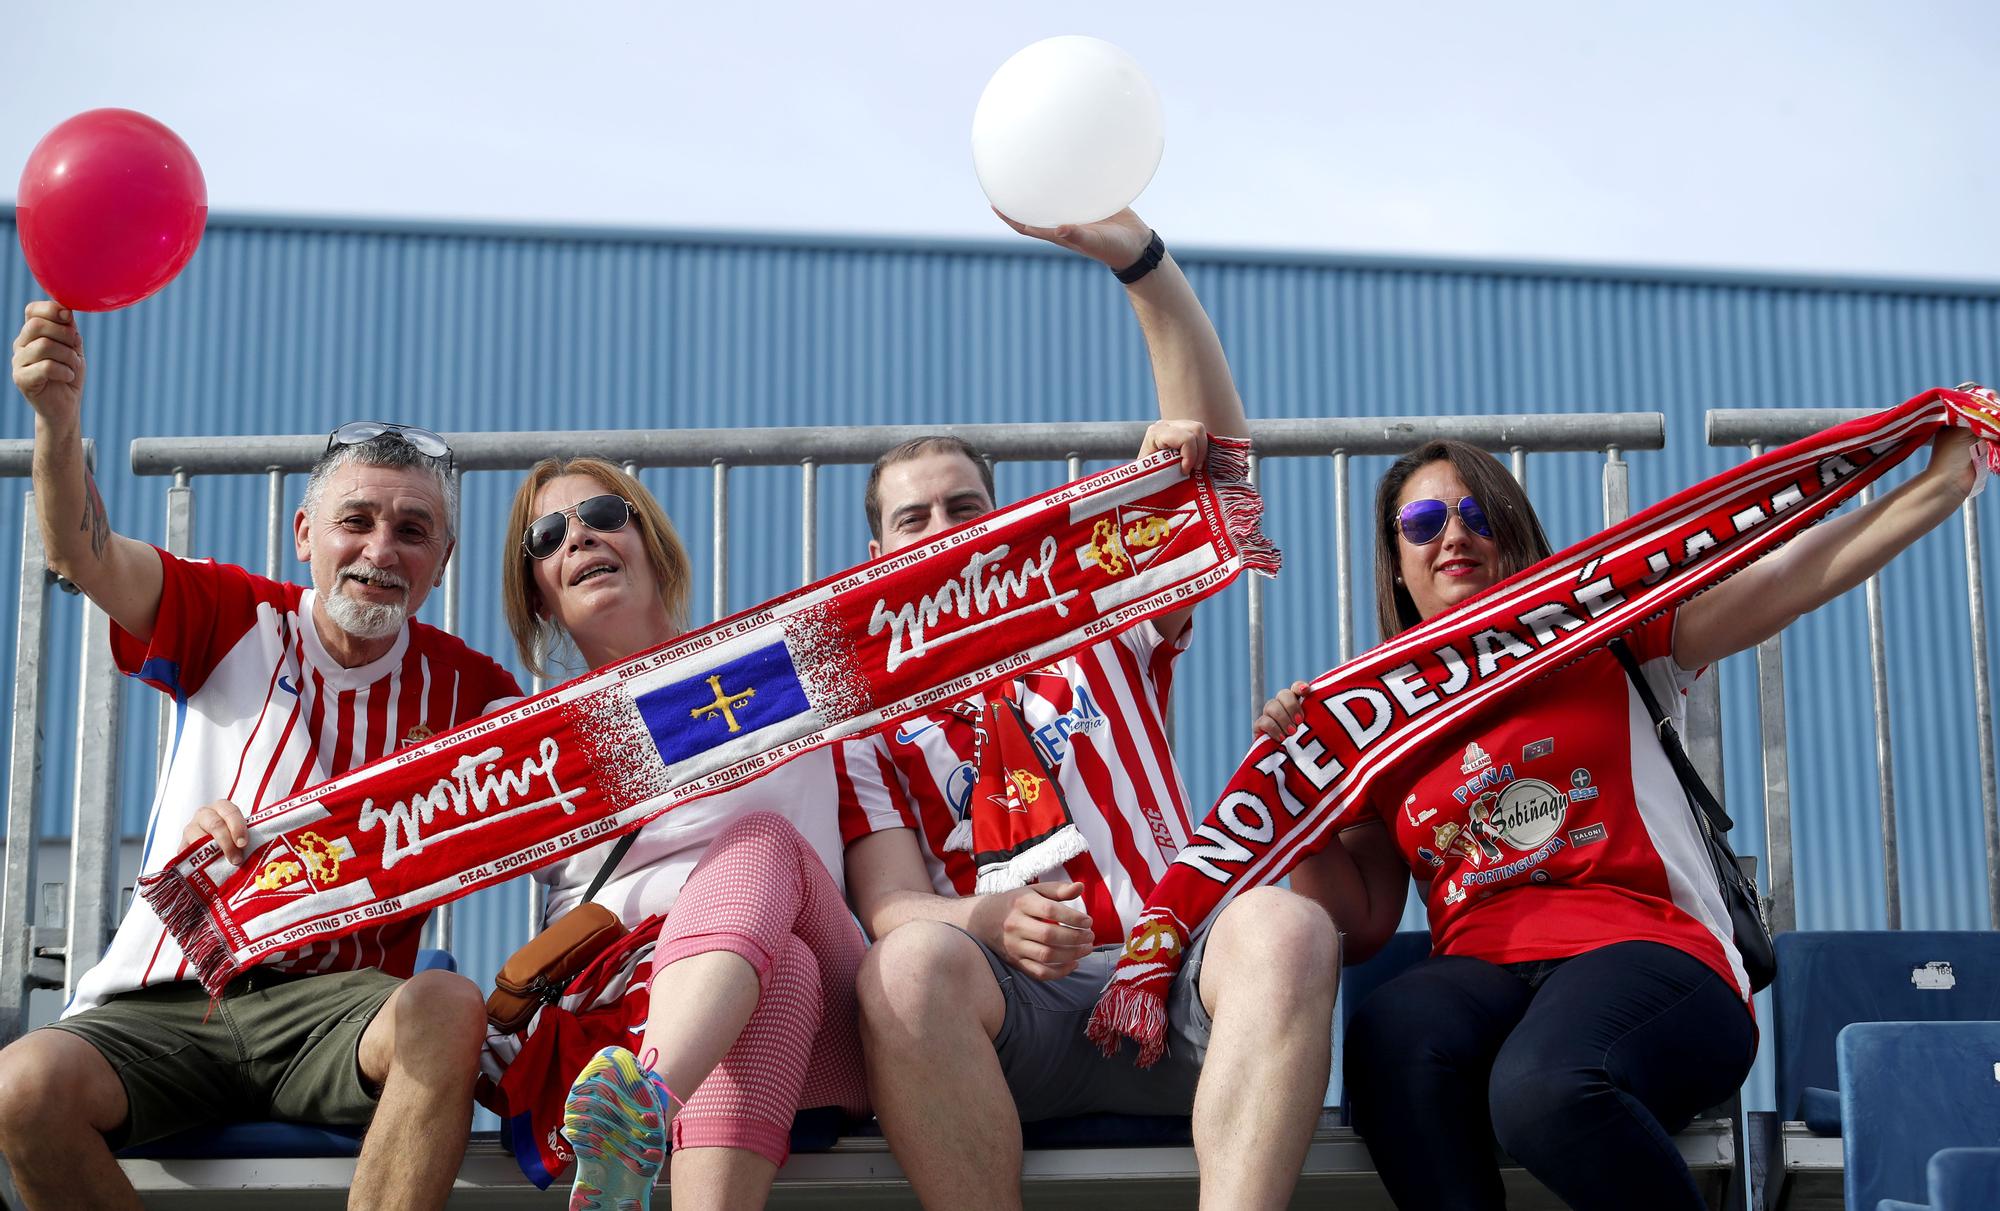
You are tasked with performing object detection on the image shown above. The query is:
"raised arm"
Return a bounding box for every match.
[11,302,163,639]
[1000,208,1248,643]
[1674,428,1979,670]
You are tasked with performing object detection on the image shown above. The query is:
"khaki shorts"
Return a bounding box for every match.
[961,928,1213,1122]
[45,967,402,1148]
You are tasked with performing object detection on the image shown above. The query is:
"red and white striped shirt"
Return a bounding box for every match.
[66,550,520,1016]
[836,622,1195,944]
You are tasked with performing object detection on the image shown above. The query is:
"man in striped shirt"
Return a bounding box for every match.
[0,301,521,1211]
[837,213,1340,1210]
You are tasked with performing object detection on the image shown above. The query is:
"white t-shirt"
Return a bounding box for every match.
[535,747,844,928]
[69,551,520,1016]
[835,623,1195,944]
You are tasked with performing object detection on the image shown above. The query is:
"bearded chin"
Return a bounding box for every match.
[322,590,407,641]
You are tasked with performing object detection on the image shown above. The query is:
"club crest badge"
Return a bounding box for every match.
[227,830,356,912]
[1077,505,1197,579]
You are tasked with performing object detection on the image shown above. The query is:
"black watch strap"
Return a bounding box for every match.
[1114,230,1166,284]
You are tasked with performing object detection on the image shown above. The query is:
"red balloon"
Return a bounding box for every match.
[16,109,207,312]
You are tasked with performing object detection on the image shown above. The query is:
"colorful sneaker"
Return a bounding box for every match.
[562,1046,666,1211]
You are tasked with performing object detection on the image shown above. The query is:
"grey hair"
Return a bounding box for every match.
[300,435,457,538]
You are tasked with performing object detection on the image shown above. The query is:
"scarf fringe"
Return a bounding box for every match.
[973,824,1090,894]
[1206,435,1282,579]
[942,818,974,853]
[1085,983,1169,1068]
[137,867,234,996]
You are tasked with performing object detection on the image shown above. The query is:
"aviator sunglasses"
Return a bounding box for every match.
[325,420,453,468]
[524,493,638,560]
[1395,496,1493,545]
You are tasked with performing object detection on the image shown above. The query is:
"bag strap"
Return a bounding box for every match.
[580,829,640,905]
[1608,638,1737,835]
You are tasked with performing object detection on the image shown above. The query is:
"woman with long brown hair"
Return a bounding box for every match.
[1259,432,1976,1210]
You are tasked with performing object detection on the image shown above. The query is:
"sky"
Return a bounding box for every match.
[7,1,2000,282]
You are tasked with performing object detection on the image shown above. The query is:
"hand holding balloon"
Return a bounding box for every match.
[972,36,1164,229]
[993,205,1153,271]
[11,302,85,426]
[16,109,207,312]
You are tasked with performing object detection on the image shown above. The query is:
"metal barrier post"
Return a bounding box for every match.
[0,501,53,1041]
[157,474,193,772]
[1859,483,1901,928]
[1964,499,2000,929]
[65,603,123,1004]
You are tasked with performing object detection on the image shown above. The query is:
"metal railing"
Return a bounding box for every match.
[0,440,113,1043]
[0,415,1658,1036]
[1708,409,2000,935]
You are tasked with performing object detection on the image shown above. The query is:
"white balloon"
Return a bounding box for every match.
[971,36,1165,229]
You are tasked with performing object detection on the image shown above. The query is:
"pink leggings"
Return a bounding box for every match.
[650,811,869,1165]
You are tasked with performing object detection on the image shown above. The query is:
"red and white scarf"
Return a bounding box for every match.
[1088,389,2000,1066]
[143,438,1277,994]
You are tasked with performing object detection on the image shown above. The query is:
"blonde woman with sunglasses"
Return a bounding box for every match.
[479,458,867,1211]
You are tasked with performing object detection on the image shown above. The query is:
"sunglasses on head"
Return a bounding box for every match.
[524,493,637,560]
[325,420,453,467]
[1395,496,1493,545]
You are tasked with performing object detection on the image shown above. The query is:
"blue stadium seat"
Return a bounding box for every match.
[1926,1147,2000,1211]
[1838,1021,2000,1211]
[1772,931,2000,1134]
[120,949,458,1160]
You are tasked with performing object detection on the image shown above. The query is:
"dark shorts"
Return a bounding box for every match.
[45,967,403,1148]
[959,928,1213,1122]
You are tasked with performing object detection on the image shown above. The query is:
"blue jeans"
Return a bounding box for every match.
[1344,940,1755,1211]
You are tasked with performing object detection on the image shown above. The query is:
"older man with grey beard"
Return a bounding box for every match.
[0,301,521,1211]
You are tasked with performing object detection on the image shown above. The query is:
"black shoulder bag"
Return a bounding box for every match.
[1609,639,1777,992]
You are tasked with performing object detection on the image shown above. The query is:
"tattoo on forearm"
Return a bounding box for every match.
[79,472,110,559]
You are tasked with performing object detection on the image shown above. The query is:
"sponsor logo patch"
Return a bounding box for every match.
[1568,767,1600,802]
[1482,778,1569,850]
[1460,741,1493,775]
[1566,823,1608,847]
[1522,737,1554,762]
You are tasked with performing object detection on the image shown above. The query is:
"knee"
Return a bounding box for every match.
[0,1034,96,1143]
[715,810,807,857]
[855,921,989,1033]
[767,934,821,1001]
[1206,888,1339,1006]
[392,970,487,1059]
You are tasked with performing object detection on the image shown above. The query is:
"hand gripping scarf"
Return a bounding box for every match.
[142,437,1278,994]
[1088,388,2000,1066]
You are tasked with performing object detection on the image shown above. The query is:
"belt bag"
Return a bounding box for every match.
[485,830,638,1033]
[1611,639,1777,992]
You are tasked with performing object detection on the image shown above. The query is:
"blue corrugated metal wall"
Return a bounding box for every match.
[2,215,1998,1115]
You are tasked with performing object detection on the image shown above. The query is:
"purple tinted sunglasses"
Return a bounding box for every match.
[1396,496,1492,545]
